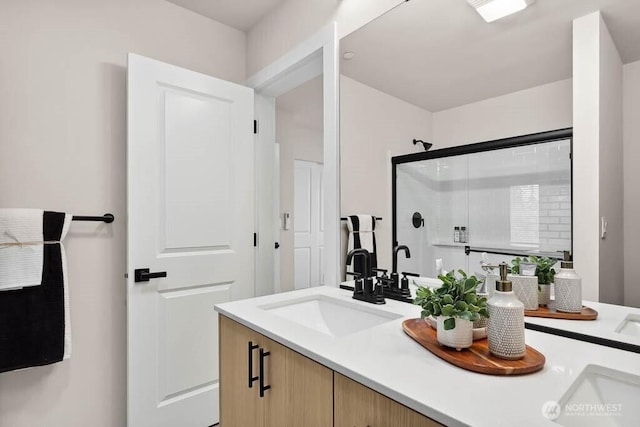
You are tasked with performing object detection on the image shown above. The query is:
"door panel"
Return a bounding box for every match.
[127,53,254,427]
[294,160,324,289]
[158,286,228,400]
[294,247,311,288]
[162,88,232,250]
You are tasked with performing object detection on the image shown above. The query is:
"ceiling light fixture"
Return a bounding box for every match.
[343,52,356,60]
[467,0,535,23]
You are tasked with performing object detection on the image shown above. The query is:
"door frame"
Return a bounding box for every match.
[248,23,340,293]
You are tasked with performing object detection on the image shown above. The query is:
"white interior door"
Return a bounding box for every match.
[127,53,254,427]
[294,160,324,289]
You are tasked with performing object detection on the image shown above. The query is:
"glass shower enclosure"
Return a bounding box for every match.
[392,129,573,278]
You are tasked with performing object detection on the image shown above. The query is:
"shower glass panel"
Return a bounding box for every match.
[393,130,572,279]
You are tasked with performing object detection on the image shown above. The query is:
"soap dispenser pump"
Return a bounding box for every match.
[487,262,526,360]
[554,251,582,313]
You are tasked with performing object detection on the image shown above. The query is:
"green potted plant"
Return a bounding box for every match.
[414,270,489,351]
[510,256,557,307]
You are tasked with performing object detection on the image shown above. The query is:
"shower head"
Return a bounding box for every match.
[413,139,433,151]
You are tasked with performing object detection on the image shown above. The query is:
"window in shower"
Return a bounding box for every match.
[510,184,539,247]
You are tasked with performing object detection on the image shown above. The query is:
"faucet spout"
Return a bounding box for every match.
[393,245,411,273]
[346,248,371,278]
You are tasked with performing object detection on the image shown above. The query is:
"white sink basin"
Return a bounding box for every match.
[615,314,640,337]
[260,295,402,338]
[551,365,640,426]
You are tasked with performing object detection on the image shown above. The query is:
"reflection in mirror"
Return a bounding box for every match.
[394,132,572,278]
[339,0,640,350]
[340,0,640,311]
[276,76,324,292]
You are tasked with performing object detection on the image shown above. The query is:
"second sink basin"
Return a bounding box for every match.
[553,364,640,426]
[260,294,403,338]
[614,314,640,337]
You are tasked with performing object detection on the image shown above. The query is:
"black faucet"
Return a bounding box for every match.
[346,249,385,304]
[377,245,413,302]
[391,245,411,287]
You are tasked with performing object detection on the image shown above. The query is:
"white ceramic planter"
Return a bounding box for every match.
[436,316,473,351]
[538,284,551,306]
[508,274,538,310]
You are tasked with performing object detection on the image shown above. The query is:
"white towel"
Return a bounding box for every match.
[0,209,44,291]
[60,214,72,359]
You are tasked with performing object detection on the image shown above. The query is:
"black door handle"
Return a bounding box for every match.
[134,268,167,283]
[274,242,280,249]
[248,341,259,388]
[259,348,271,397]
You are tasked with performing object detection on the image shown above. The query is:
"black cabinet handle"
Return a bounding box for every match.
[134,268,167,283]
[248,341,259,388]
[259,348,271,397]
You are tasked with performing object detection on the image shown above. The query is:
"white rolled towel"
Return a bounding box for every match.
[0,209,44,291]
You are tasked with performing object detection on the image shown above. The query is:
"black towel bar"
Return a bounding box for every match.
[341,217,382,221]
[72,213,115,223]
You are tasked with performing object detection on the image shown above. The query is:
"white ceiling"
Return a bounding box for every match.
[166,0,284,31]
[341,0,640,112]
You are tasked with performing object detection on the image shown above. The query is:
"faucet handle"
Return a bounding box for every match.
[401,272,420,277]
[372,268,388,279]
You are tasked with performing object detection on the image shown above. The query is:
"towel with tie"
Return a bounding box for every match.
[346,215,378,277]
[0,211,72,373]
[0,209,45,291]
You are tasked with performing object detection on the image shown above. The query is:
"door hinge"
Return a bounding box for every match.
[254,233,257,247]
[253,120,258,134]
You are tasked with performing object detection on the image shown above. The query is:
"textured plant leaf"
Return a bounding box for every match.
[443,317,456,330]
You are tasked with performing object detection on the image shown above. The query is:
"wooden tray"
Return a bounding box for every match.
[402,318,545,376]
[525,303,598,320]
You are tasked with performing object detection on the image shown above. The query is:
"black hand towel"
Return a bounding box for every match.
[0,211,67,373]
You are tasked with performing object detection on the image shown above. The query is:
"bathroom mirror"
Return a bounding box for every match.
[338,0,640,349]
[339,0,640,303]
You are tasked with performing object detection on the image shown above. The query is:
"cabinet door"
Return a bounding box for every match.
[219,316,265,427]
[334,373,443,427]
[262,336,333,427]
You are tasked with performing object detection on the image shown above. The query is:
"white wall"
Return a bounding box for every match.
[247,0,404,76]
[432,79,573,148]
[0,1,245,426]
[340,75,433,278]
[276,109,324,291]
[573,11,624,304]
[624,60,640,307]
[597,15,624,305]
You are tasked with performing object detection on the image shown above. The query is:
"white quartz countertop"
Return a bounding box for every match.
[215,286,640,427]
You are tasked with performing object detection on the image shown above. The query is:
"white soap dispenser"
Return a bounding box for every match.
[554,252,582,313]
[487,262,526,360]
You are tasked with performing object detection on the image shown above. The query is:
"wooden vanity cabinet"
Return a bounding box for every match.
[334,372,444,427]
[220,315,442,427]
[219,316,333,427]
